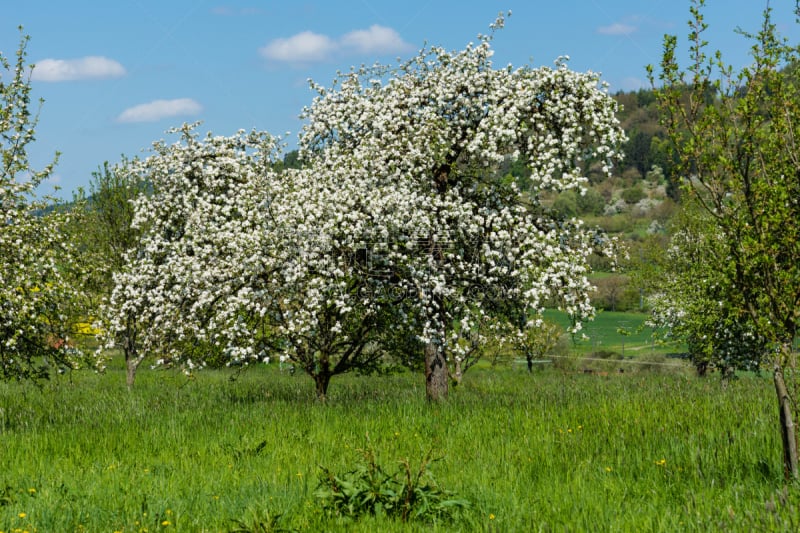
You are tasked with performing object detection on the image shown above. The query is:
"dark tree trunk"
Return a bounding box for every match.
[425,340,448,401]
[314,372,332,402]
[774,363,799,480]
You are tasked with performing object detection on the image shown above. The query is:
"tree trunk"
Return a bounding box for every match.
[125,355,139,391]
[425,340,448,401]
[451,357,464,386]
[773,364,799,480]
[314,373,331,402]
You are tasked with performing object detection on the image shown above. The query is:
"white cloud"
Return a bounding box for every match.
[597,22,637,36]
[117,98,202,123]
[260,25,413,65]
[32,56,126,82]
[260,31,336,63]
[341,25,413,55]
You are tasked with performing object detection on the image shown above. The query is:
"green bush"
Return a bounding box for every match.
[621,185,646,204]
[315,444,470,524]
[552,190,578,218]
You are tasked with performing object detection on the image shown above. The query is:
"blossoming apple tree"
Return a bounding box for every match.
[1,30,84,380]
[101,124,410,398]
[299,13,625,399]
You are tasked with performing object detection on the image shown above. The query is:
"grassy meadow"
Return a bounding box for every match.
[1,347,799,532]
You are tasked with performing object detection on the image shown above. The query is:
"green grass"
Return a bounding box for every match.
[546,309,682,358]
[1,361,798,532]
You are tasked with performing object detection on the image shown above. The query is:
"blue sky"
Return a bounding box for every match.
[3,0,798,198]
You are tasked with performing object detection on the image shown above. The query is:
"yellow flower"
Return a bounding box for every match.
[489,513,496,520]
[655,458,666,466]
[161,520,171,526]
[605,466,612,472]
[27,488,36,494]
[17,513,26,519]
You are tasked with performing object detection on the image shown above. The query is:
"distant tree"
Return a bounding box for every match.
[552,190,578,218]
[650,0,800,479]
[647,206,769,377]
[593,274,637,312]
[621,185,646,205]
[514,319,563,373]
[624,130,653,175]
[576,187,606,216]
[70,159,148,311]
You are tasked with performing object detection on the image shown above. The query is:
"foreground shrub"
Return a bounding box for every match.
[315,444,470,524]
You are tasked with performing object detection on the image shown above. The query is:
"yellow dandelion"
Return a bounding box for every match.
[489,513,496,520]
[27,488,36,494]
[161,520,171,526]
[655,458,666,466]
[605,466,612,472]
[18,513,26,519]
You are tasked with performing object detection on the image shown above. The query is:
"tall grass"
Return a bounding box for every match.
[0,361,797,531]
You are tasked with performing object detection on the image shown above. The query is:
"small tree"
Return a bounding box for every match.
[101,125,404,398]
[647,205,770,377]
[650,0,800,478]
[75,160,148,301]
[0,29,86,380]
[100,125,282,389]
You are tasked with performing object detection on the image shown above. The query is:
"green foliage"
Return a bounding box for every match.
[576,187,606,216]
[649,0,800,477]
[315,443,469,524]
[228,509,291,533]
[552,190,578,217]
[621,184,646,204]
[65,158,149,330]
